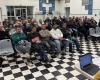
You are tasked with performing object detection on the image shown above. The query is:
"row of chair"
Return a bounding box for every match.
[0,39,14,56]
[89,27,100,38]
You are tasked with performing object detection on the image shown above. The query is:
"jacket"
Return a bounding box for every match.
[11,32,27,46]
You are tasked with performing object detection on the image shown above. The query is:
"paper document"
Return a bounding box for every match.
[93,57,100,67]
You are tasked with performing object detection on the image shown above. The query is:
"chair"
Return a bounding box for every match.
[0,39,14,56]
[15,40,31,53]
[89,28,100,38]
[96,27,100,34]
[15,40,32,65]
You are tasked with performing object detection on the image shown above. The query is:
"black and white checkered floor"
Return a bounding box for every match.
[0,38,100,80]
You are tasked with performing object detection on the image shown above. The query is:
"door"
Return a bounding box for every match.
[14,8,21,19]
[21,8,27,18]
[66,7,70,17]
[14,8,27,19]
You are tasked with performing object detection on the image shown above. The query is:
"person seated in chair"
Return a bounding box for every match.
[0,24,18,64]
[39,24,57,55]
[0,25,10,40]
[50,24,69,57]
[0,25,10,66]
[11,25,31,58]
[61,22,82,53]
[28,27,49,62]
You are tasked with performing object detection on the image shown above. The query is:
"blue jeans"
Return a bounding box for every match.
[62,40,69,50]
[54,40,61,53]
[69,37,80,49]
[54,39,69,53]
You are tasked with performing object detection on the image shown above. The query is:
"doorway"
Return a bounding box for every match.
[66,7,70,17]
[7,6,33,21]
[14,8,27,19]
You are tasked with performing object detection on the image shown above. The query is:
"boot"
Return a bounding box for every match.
[0,57,4,67]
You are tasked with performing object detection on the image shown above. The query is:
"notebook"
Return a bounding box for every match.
[79,53,100,76]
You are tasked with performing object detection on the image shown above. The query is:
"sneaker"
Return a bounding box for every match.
[69,50,75,53]
[57,54,61,58]
[77,49,83,53]
[27,62,33,67]
[0,57,4,66]
[61,51,66,55]
[43,60,49,64]
[51,54,56,58]
[22,53,30,58]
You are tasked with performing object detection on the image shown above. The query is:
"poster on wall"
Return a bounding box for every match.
[83,0,93,15]
[39,0,55,14]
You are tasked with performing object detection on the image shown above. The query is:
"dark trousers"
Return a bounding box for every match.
[68,37,80,52]
[30,43,48,61]
[42,39,57,52]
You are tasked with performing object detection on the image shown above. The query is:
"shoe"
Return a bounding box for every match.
[21,53,30,58]
[61,49,66,55]
[40,58,49,64]
[44,60,49,64]
[69,54,73,56]
[0,57,4,66]
[77,49,83,53]
[61,51,66,55]
[85,38,89,41]
[69,50,75,53]
[57,54,61,58]
[51,54,56,58]
[25,53,30,58]
[26,62,33,67]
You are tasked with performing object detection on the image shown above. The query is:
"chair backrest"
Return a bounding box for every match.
[96,27,100,34]
[0,39,14,56]
[89,28,95,35]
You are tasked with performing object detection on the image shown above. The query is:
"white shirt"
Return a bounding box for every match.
[50,28,63,39]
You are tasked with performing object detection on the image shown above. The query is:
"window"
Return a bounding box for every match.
[65,0,70,3]
[7,6,15,21]
[82,0,89,5]
[27,7,33,15]
[7,6,33,21]
[85,5,88,10]
[7,6,14,16]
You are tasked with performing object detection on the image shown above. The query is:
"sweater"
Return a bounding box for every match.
[50,28,63,39]
[11,32,27,46]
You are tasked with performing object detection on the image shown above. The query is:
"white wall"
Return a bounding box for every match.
[0,0,40,21]
[57,0,88,17]
[93,0,100,9]
[55,0,65,17]
[70,0,88,15]
[0,0,100,22]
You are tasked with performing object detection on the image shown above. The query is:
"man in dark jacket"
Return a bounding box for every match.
[0,25,10,40]
[61,23,82,53]
[28,27,49,62]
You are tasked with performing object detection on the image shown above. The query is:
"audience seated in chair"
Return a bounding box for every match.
[28,27,49,63]
[39,24,58,55]
[50,24,69,57]
[0,25,10,65]
[11,25,31,59]
[61,22,82,53]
